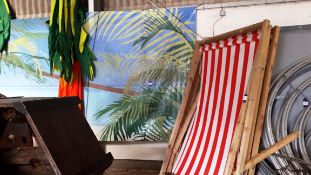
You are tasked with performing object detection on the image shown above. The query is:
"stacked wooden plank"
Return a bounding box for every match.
[160,20,300,175]
[0,146,160,175]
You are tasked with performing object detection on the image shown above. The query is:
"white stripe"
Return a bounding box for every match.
[174,52,210,174]
[172,53,207,172]
[180,51,213,175]
[209,46,235,174]
[172,111,196,172]
[200,31,259,51]
[204,47,228,175]
[220,43,248,173]
[195,49,220,175]
[172,76,202,172]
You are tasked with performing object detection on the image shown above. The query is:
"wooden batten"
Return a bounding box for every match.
[167,85,200,171]
[224,20,271,175]
[224,69,254,175]
[246,26,280,175]
[243,132,300,172]
[234,20,272,175]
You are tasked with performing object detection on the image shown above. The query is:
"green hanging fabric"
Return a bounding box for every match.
[0,0,10,54]
[48,0,95,82]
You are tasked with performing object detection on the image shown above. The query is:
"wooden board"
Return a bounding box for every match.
[246,26,280,175]
[0,147,161,175]
[242,132,300,172]
[8,97,114,175]
[0,122,33,149]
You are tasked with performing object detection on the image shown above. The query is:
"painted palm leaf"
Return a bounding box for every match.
[94,7,196,141]
[0,53,46,83]
[95,86,183,141]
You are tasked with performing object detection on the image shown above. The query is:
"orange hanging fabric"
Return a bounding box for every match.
[58,61,84,109]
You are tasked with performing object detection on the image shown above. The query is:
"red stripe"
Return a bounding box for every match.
[204,46,231,173]
[192,48,223,175]
[177,50,215,174]
[173,100,198,171]
[213,44,241,174]
[202,32,259,51]
[234,42,251,131]
[176,50,213,174]
[216,42,251,174]
[174,52,209,172]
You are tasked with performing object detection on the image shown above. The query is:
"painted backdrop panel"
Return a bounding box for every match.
[0,7,196,142]
[85,7,196,141]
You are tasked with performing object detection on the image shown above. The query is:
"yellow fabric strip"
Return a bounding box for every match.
[58,0,63,32]
[3,0,10,14]
[49,0,56,26]
[64,0,68,32]
[70,0,76,35]
[90,66,94,78]
[79,27,87,53]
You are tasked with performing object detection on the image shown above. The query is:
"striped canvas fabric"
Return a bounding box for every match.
[172,31,261,175]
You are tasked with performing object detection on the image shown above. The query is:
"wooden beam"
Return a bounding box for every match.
[247,26,280,175]
[223,78,252,174]
[166,86,200,172]
[224,20,271,175]
[234,20,272,175]
[243,132,300,172]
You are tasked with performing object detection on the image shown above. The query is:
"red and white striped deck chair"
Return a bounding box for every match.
[161,20,274,175]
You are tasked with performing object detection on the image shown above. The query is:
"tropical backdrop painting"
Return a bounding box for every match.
[86,6,196,141]
[0,18,58,97]
[0,6,196,142]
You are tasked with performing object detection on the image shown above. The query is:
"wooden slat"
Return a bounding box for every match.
[234,20,272,175]
[160,41,202,174]
[0,122,33,149]
[0,164,55,175]
[0,147,162,175]
[223,20,271,175]
[224,75,253,174]
[243,132,300,172]
[166,83,200,172]
[246,26,280,175]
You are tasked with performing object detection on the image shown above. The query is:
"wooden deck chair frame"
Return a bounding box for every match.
[160,20,300,175]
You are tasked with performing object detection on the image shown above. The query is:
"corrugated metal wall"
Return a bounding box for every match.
[5,0,243,18]
[102,0,241,11]
[7,0,50,18]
